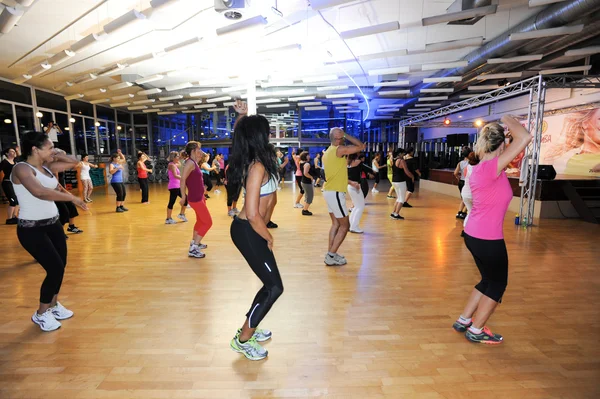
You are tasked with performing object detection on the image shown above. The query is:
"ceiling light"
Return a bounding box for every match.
[378,104,402,108]
[69,33,105,53]
[304,106,328,111]
[69,117,76,123]
[179,100,203,105]
[510,24,583,41]
[487,54,544,64]
[138,88,162,96]
[64,94,84,100]
[108,82,133,91]
[459,94,478,99]
[564,46,600,57]
[420,88,454,93]
[425,37,483,53]
[207,96,232,103]
[73,73,98,84]
[143,109,160,113]
[90,98,110,104]
[265,103,290,108]
[539,65,592,74]
[47,50,76,66]
[288,96,316,101]
[326,93,355,99]
[165,82,193,91]
[378,90,410,96]
[529,0,569,7]
[340,21,400,40]
[0,6,24,34]
[128,105,148,110]
[13,74,32,84]
[133,99,155,105]
[261,80,295,88]
[256,98,281,104]
[35,112,43,118]
[136,74,164,84]
[110,102,131,107]
[337,106,359,110]
[474,119,484,127]
[210,108,229,112]
[28,63,52,76]
[116,126,122,130]
[468,85,500,91]
[409,108,431,111]
[303,75,339,83]
[443,118,451,125]
[368,66,409,76]
[152,103,174,108]
[422,5,497,26]
[339,110,361,113]
[84,88,106,96]
[415,103,440,107]
[159,95,183,101]
[221,85,248,92]
[422,61,468,71]
[418,96,448,101]
[377,109,400,112]
[98,63,127,77]
[3,118,11,124]
[194,104,217,109]
[423,76,463,83]
[190,90,217,97]
[94,121,101,127]
[216,15,268,36]
[158,111,177,115]
[103,9,146,34]
[476,72,523,80]
[298,102,322,107]
[316,85,348,92]
[112,94,135,100]
[374,80,410,88]
[332,100,359,105]
[182,110,202,114]
[165,37,202,53]
[310,0,356,10]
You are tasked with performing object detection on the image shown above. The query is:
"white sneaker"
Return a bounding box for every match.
[334,253,347,264]
[371,188,379,193]
[165,218,177,224]
[177,214,188,222]
[350,228,364,234]
[186,204,192,209]
[214,189,221,194]
[294,203,304,209]
[188,242,205,258]
[227,210,235,217]
[324,253,346,266]
[32,309,61,331]
[277,186,282,190]
[230,334,268,361]
[51,301,74,320]
[232,208,240,214]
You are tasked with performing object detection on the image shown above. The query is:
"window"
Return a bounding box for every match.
[54,113,71,152]
[0,80,32,104]
[134,113,147,125]
[135,126,149,154]
[108,122,117,155]
[14,106,35,138]
[96,105,115,121]
[72,116,86,155]
[117,111,130,124]
[35,90,67,112]
[0,103,17,151]
[70,100,94,117]
[85,118,97,155]
[98,121,109,155]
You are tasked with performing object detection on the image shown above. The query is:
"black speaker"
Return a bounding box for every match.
[537,165,556,180]
[446,134,457,147]
[405,127,418,143]
[457,133,469,146]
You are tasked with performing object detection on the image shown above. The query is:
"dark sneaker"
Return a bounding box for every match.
[456,212,465,219]
[452,319,472,333]
[120,206,129,212]
[266,221,278,228]
[387,195,395,199]
[465,326,503,345]
[390,213,404,220]
[403,202,413,208]
[302,210,313,216]
[67,226,83,234]
[6,218,18,225]
[116,207,125,213]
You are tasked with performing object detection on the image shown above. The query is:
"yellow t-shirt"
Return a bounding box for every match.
[323,145,348,193]
[564,153,600,177]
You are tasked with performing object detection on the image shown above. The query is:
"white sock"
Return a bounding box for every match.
[327,252,336,257]
[458,315,472,325]
[468,326,482,334]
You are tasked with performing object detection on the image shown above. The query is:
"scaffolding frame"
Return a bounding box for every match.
[400,74,600,228]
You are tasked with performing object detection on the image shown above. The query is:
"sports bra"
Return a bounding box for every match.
[260,174,278,197]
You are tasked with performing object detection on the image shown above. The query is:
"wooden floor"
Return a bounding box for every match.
[0,182,599,399]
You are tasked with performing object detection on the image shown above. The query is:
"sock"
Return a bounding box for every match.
[468,326,482,334]
[327,252,336,257]
[458,315,472,325]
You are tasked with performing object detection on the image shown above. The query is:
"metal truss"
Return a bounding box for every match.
[543,75,600,89]
[407,121,479,128]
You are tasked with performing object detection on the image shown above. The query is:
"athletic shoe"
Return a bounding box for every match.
[266,221,278,228]
[324,253,346,266]
[230,335,267,361]
[350,229,364,234]
[232,208,240,214]
[214,189,221,194]
[371,188,379,193]
[465,326,503,345]
[87,198,93,203]
[403,202,413,208]
[116,207,125,213]
[387,195,395,199]
[120,206,129,212]
[302,210,313,216]
[165,218,177,224]
[84,198,92,203]
[348,207,353,212]
[456,212,465,219]
[67,226,83,234]
[6,218,18,225]
[237,328,272,342]
[227,210,236,217]
[277,186,282,190]
[334,253,347,264]
[177,214,188,222]
[390,213,404,220]
[31,309,61,332]
[294,203,304,209]
[198,243,207,250]
[188,245,205,258]
[452,319,472,333]
[51,301,74,320]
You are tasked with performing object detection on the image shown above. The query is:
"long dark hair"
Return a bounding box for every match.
[228,115,278,193]
[21,131,49,158]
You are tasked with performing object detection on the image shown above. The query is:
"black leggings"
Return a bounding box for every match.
[56,201,78,225]
[295,175,304,194]
[167,188,187,209]
[203,173,213,192]
[360,178,369,198]
[139,178,149,203]
[230,217,283,328]
[17,221,67,304]
[226,184,241,207]
[463,232,508,303]
[111,182,126,202]
[2,180,18,206]
[374,172,380,184]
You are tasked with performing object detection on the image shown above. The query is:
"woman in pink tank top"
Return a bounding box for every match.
[165,151,187,224]
[452,115,532,345]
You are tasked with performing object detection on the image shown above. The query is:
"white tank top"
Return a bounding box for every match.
[372,160,379,173]
[11,163,59,221]
[80,162,91,180]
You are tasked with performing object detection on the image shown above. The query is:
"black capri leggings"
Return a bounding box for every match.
[167,188,188,209]
[17,220,67,304]
[226,183,241,207]
[2,180,18,206]
[230,217,284,328]
[111,182,126,201]
[374,172,380,184]
[463,232,508,303]
[295,175,304,194]
[458,179,465,194]
[56,201,78,225]
[203,173,213,192]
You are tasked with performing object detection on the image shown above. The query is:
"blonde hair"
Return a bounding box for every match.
[544,110,596,162]
[475,122,505,160]
[167,151,179,162]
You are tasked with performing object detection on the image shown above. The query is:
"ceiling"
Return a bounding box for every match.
[0,0,598,120]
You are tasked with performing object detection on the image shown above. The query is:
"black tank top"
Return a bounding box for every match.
[347,164,362,182]
[1,159,15,181]
[300,162,312,184]
[392,160,406,182]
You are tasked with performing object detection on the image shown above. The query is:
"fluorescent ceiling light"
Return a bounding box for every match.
[564,46,600,57]
[374,80,410,87]
[127,52,158,67]
[223,102,236,106]
[415,103,440,107]
[539,65,592,74]
[108,82,133,91]
[359,49,408,61]
[206,96,232,103]
[337,106,359,110]
[222,85,247,92]
[152,103,174,108]
[316,85,348,92]
[110,102,131,107]
[265,103,290,108]
[476,72,523,80]
[423,76,462,83]
[136,74,164,84]
[468,85,500,91]
[303,75,338,83]
[179,100,203,105]
[378,90,410,96]
[194,104,218,109]
[256,98,281,104]
[510,25,583,41]
[305,106,328,111]
[142,109,160,113]
[165,82,193,91]
[211,108,229,112]
[190,90,217,97]
[90,99,110,104]
[28,63,52,76]
[182,110,202,114]
[340,21,400,40]
[377,109,400,112]
[339,110,361,113]
[368,66,410,76]
[425,36,483,53]
[165,37,202,53]
[488,54,544,64]
[326,93,355,99]
[103,9,146,34]
[158,111,177,115]
[133,99,155,105]
[159,95,183,101]
[47,50,76,66]
[422,5,498,26]
[0,6,24,34]
[13,74,32,84]
[112,94,135,100]
[310,0,356,11]
[271,89,306,96]
[529,0,569,7]
[422,61,468,71]
[64,94,84,100]
[69,33,105,53]
[378,104,402,108]
[262,80,295,88]
[128,105,148,110]
[332,100,359,105]
[84,88,107,96]
[460,94,479,99]
[98,63,126,76]
[216,15,267,36]
[418,96,448,101]
[73,73,98,84]
[421,88,454,93]
[138,88,162,96]
[298,102,322,107]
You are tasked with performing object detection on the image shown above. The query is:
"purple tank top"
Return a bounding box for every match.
[167,162,180,190]
[185,160,205,202]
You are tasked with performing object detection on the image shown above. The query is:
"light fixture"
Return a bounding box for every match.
[304,106,328,111]
[368,66,409,76]
[459,94,478,99]
[64,94,84,100]
[28,62,52,77]
[340,21,400,40]
[128,105,148,110]
[216,15,268,36]
[69,118,76,123]
[158,111,177,115]
[423,76,463,83]
[159,95,183,101]
[221,85,247,92]
[127,53,157,67]
[98,63,127,77]
[409,108,431,111]
[137,88,162,96]
[358,49,408,62]
[310,0,356,11]
[271,88,306,96]
[474,119,484,127]
[103,9,146,34]
[378,104,402,108]
[206,96,232,103]
[36,112,43,118]
[47,50,76,66]
[110,102,131,107]
[468,85,500,91]
[476,72,523,80]
[94,122,101,127]
[326,93,355,99]
[133,99,155,105]
[182,110,201,114]
[84,88,106,96]
[422,61,468,71]
[509,24,583,41]
[223,102,236,106]
[179,100,203,106]
[70,33,105,53]
[194,104,218,109]
[420,88,454,93]
[564,46,600,57]
[529,0,569,7]
[487,54,544,64]
[13,74,32,84]
[337,106,359,110]
[165,37,202,53]
[302,75,338,83]
[0,6,25,34]
[210,108,229,112]
[288,96,315,101]
[418,96,448,101]
[135,74,164,85]
[72,73,98,84]
[316,86,349,92]
[117,125,122,130]
[422,5,497,26]
[377,109,400,112]
[539,65,592,74]
[143,109,160,113]
[378,90,410,96]
[374,80,410,88]
[443,118,451,126]
[152,103,174,108]
[90,98,110,104]
[415,103,440,107]
[424,37,483,53]
[298,102,322,107]
[108,82,133,91]
[339,110,361,113]
[4,119,12,124]
[265,103,290,108]
[189,90,217,97]
[256,98,281,104]
[165,82,193,92]
[332,100,359,105]
[112,94,135,101]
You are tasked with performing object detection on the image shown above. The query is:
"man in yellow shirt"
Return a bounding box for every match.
[322,127,365,266]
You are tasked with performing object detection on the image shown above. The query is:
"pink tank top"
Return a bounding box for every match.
[294,156,302,176]
[185,160,205,202]
[167,162,180,190]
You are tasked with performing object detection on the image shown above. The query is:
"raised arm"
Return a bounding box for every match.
[498,115,532,175]
[233,100,248,129]
[46,149,79,174]
[336,134,365,157]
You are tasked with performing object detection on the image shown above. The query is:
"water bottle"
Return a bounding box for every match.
[521,216,528,229]
[514,214,520,225]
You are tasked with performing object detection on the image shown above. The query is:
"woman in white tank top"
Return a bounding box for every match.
[78,153,98,203]
[11,132,87,332]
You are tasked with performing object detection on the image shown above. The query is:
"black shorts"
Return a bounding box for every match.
[458,180,465,194]
[406,179,415,193]
[463,232,508,303]
[295,175,304,194]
